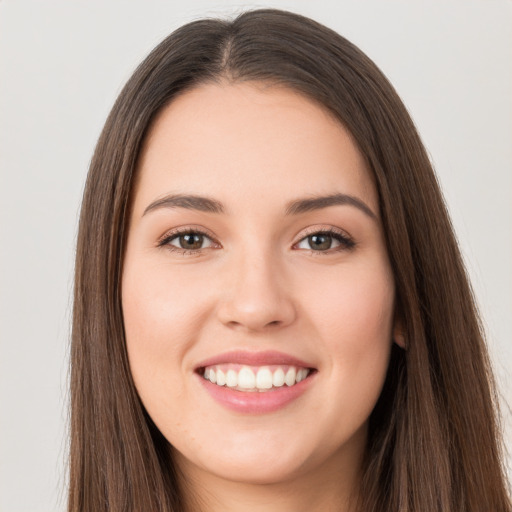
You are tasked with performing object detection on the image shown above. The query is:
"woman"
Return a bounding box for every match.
[69,8,511,512]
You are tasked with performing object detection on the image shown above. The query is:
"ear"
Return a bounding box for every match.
[393,317,406,349]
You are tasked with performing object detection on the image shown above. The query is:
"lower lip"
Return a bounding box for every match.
[197,373,315,414]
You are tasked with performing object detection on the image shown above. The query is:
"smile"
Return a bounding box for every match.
[202,364,311,392]
[196,350,317,413]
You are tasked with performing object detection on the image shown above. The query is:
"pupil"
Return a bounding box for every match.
[309,234,332,250]
[180,234,203,249]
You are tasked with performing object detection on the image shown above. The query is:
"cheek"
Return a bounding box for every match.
[121,261,208,401]
[310,254,394,337]
[123,259,207,344]
[301,259,395,396]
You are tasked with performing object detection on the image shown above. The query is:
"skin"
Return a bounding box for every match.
[122,82,401,512]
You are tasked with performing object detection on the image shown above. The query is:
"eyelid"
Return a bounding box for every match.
[294,224,353,242]
[159,223,214,236]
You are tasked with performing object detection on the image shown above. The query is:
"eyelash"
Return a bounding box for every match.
[157,226,356,256]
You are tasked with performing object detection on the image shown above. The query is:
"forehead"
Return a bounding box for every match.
[133,82,378,216]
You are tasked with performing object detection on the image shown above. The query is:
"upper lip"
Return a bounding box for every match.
[196,350,315,370]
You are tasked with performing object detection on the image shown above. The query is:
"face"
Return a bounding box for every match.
[122,82,397,488]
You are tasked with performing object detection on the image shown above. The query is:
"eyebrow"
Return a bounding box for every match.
[142,192,376,220]
[284,193,377,219]
[143,194,225,216]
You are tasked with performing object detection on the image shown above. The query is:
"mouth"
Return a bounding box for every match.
[194,350,317,413]
[198,364,315,392]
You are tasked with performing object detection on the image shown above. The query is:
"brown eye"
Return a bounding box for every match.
[160,230,215,252]
[176,233,205,250]
[307,234,332,250]
[295,230,355,252]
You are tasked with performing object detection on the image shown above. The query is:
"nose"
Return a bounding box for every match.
[216,249,297,333]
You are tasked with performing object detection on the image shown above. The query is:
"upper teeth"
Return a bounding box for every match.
[203,365,310,391]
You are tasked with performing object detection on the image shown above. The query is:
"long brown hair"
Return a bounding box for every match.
[69,9,511,511]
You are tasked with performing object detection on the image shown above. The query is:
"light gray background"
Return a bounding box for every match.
[1,1,511,510]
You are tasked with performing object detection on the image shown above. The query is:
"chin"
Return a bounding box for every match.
[199,454,308,486]
[173,425,345,488]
